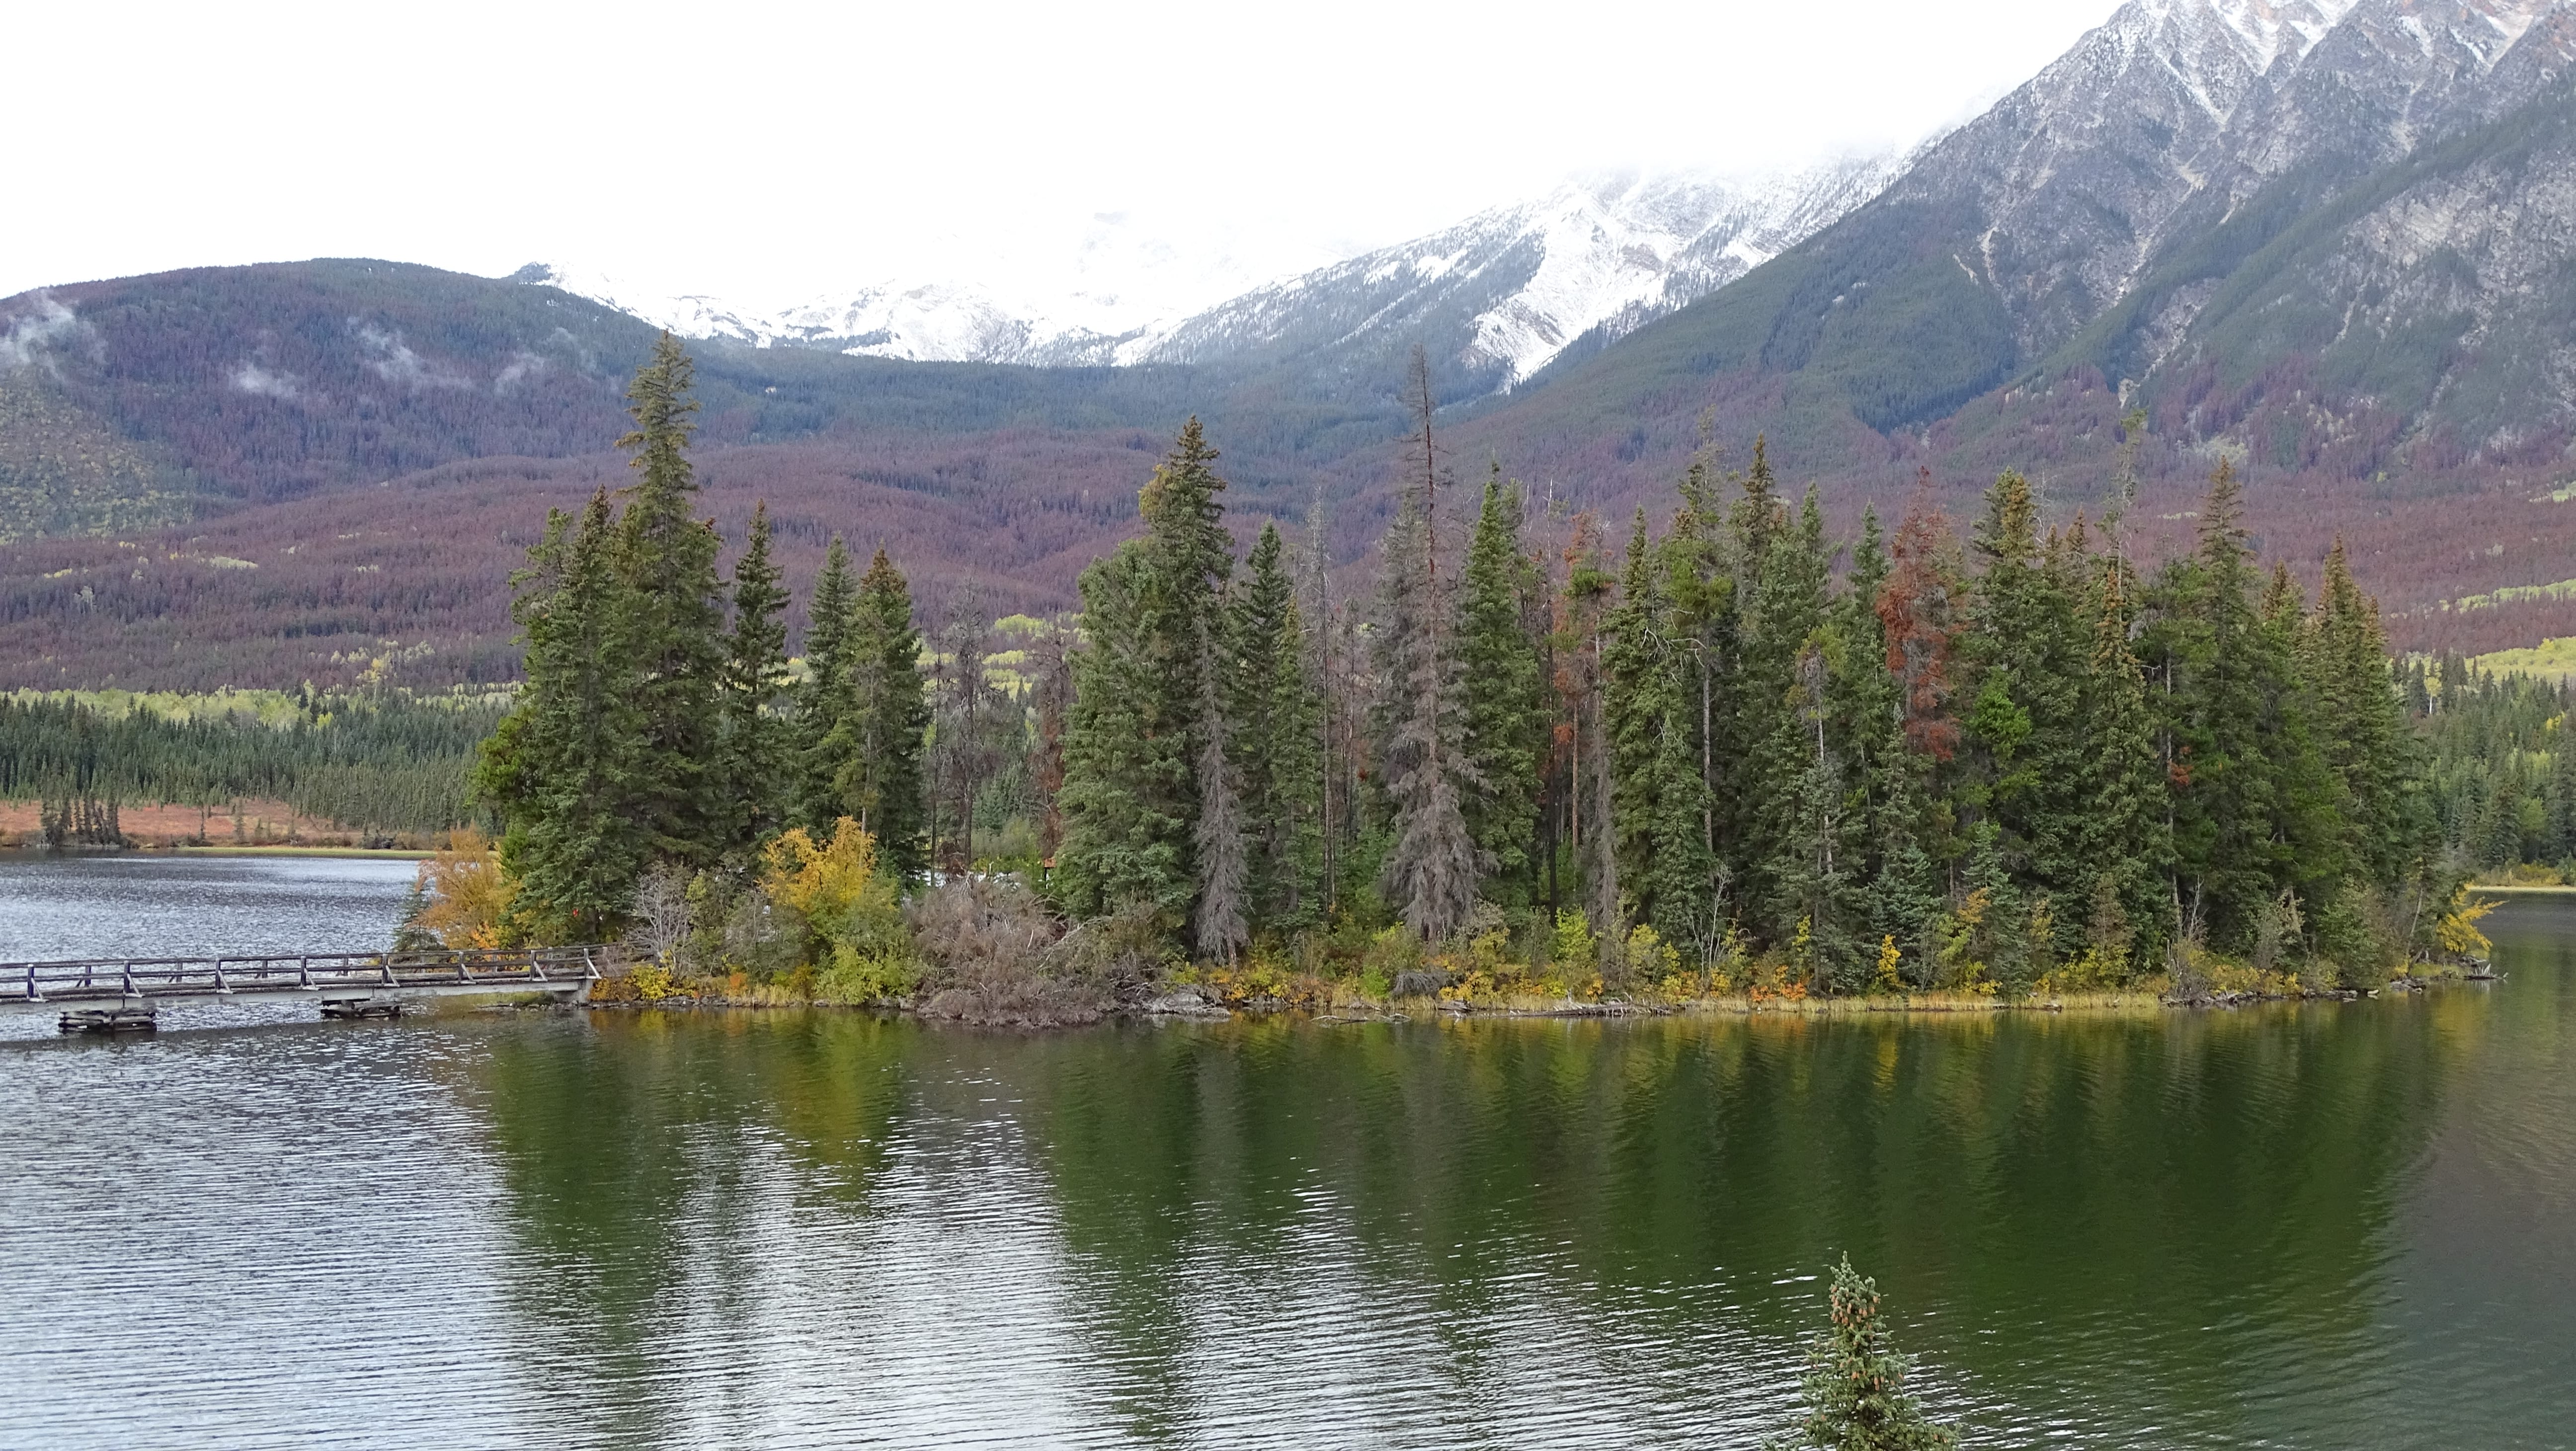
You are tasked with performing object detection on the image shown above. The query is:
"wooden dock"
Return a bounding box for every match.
[5,946,617,1010]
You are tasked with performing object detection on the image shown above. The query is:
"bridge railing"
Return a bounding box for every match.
[6,945,623,1002]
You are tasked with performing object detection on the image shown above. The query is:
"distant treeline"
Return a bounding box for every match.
[2415,659,2576,874]
[0,692,504,837]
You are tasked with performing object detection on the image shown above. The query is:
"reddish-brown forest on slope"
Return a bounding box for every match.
[3,401,2566,692]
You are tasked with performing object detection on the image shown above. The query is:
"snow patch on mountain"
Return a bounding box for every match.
[518,210,1351,367]
[1133,155,1909,389]
[516,153,1904,386]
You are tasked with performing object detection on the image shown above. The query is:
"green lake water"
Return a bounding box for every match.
[3,881,2572,1448]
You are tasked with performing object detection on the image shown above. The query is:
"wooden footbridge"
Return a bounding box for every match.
[6,946,617,1013]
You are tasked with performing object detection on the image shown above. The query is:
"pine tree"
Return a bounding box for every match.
[2076,556,2166,976]
[1554,515,1618,944]
[1744,486,1832,944]
[1604,508,1674,931]
[793,537,859,834]
[1638,445,1739,963]
[834,548,931,881]
[1374,477,1482,942]
[1458,465,1547,904]
[612,332,727,869]
[1232,522,1323,932]
[1959,471,2089,966]
[717,500,791,861]
[2141,459,2314,953]
[475,488,644,941]
[1778,637,1865,991]
[1058,420,1238,930]
[2309,537,2428,885]
[1060,545,1192,920]
[1768,1256,1959,1451]
[1192,617,1250,961]
[1823,508,1915,987]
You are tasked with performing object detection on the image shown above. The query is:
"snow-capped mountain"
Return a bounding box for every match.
[519,210,1352,368]
[1857,0,2576,377]
[515,155,1907,394]
[1132,157,1908,393]
[1479,0,2576,484]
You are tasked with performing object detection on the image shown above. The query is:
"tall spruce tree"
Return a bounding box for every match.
[1960,471,2089,963]
[1743,486,1832,942]
[1058,420,1238,932]
[793,537,859,835]
[2076,555,2165,976]
[1825,508,1919,985]
[1232,522,1323,932]
[1193,616,1251,961]
[1458,466,1547,904]
[717,500,791,860]
[1374,478,1482,942]
[1059,545,1190,919]
[1655,448,1736,961]
[612,332,728,869]
[2143,460,2311,952]
[1604,508,1674,933]
[2309,537,2428,886]
[833,548,931,881]
[475,488,644,942]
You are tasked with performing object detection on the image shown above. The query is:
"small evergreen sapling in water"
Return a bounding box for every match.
[1771,1255,1959,1450]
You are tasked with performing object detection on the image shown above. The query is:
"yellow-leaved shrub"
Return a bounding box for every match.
[410,826,516,949]
[761,817,915,1000]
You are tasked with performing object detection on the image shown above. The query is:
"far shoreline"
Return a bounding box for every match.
[0,844,432,860]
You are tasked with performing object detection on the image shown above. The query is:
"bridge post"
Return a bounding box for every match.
[23,963,38,1003]
[297,956,312,989]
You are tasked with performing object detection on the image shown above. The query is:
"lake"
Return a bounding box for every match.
[0,856,2569,1449]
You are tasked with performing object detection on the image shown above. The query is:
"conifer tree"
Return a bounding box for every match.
[2309,537,2428,886]
[1374,479,1481,942]
[1960,471,2088,955]
[1193,620,1250,961]
[1779,637,1865,991]
[1458,466,1547,903]
[717,500,790,860]
[1232,523,1323,930]
[2076,557,2165,976]
[612,332,727,869]
[834,548,931,881]
[1651,447,1736,961]
[1743,486,1832,940]
[476,488,644,941]
[1769,1256,1959,1451]
[1058,420,1238,931]
[1554,515,1618,941]
[793,537,859,835]
[2143,460,2310,951]
[1059,545,1190,919]
[1604,508,1675,930]
[1821,508,1919,983]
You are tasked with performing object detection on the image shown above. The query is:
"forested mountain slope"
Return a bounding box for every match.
[1476,0,2576,485]
[15,3,2576,688]
[0,260,1363,529]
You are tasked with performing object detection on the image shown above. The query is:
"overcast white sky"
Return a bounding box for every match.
[12,0,2124,310]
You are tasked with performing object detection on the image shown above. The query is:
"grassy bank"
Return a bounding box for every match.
[592,964,2481,1020]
